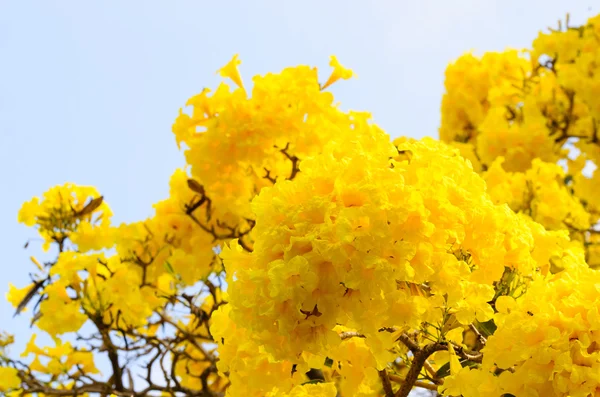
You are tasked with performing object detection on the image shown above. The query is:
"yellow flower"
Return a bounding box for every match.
[6,283,34,311]
[217,54,244,90]
[66,351,99,374]
[0,367,20,391]
[17,197,39,226]
[321,55,355,89]
[21,334,44,357]
[37,283,87,335]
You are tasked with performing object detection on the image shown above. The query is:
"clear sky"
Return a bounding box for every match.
[0,0,595,387]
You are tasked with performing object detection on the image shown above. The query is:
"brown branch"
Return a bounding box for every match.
[397,333,420,352]
[552,89,576,144]
[423,360,443,385]
[379,369,394,397]
[277,143,301,180]
[100,329,124,391]
[591,118,599,144]
[263,167,276,184]
[451,342,483,363]
[186,207,253,252]
[469,323,487,345]
[395,334,448,397]
[340,331,366,340]
[388,374,439,391]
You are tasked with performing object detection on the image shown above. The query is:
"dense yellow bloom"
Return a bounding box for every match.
[484,157,591,232]
[8,14,600,395]
[328,330,384,397]
[440,13,600,268]
[437,18,600,393]
[211,304,308,396]
[442,259,600,397]
[172,55,360,251]
[220,129,558,378]
[439,50,529,145]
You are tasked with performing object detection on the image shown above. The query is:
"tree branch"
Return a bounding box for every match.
[395,334,447,397]
[379,369,394,397]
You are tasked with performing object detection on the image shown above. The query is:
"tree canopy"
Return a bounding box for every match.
[2,12,600,397]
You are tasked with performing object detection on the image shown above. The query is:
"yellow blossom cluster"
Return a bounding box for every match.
[10,185,178,335]
[442,257,600,397]
[5,12,600,396]
[211,303,308,397]
[211,303,384,396]
[18,184,112,251]
[484,158,591,232]
[440,13,600,268]
[20,334,98,376]
[217,128,580,395]
[172,55,357,249]
[2,55,372,396]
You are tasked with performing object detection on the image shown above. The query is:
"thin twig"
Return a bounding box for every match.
[388,374,439,391]
[379,369,394,397]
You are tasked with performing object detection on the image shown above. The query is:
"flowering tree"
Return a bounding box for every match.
[2,12,600,397]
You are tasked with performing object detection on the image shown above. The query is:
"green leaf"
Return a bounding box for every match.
[436,359,479,379]
[435,362,451,378]
[324,357,334,368]
[301,379,324,385]
[164,261,175,275]
[461,360,479,368]
[477,319,497,337]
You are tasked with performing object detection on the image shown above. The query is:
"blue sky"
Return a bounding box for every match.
[0,0,595,381]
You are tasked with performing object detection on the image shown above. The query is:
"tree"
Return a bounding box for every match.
[1,12,600,397]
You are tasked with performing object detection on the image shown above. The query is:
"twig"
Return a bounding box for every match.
[469,324,487,345]
[340,331,366,340]
[388,374,439,391]
[379,369,394,397]
[395,334,447,397]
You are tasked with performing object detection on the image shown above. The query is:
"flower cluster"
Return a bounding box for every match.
[172,55,357,250]
[2,55,368,396]
[217,129,580,395]
[439,14,600,268]
[3,12,600,397]
[441,256,600,397]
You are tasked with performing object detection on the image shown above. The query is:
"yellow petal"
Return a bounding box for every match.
[448,342,462,375]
